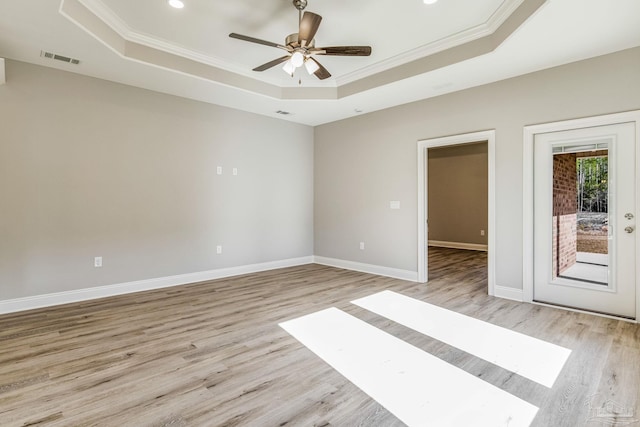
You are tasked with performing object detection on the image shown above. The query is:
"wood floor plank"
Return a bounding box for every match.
[0,248,638,426]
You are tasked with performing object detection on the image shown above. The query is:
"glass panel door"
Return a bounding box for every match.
[533,123,636,319]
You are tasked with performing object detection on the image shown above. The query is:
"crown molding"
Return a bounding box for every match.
[336,0,525,85]
[77,0,272,82]
[77,0,524,89]
[61,0,544,101]
[78,0,129,37]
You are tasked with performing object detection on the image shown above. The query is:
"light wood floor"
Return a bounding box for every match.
[1,248,639,426]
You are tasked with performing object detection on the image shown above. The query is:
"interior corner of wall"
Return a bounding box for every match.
[0,58,5,85]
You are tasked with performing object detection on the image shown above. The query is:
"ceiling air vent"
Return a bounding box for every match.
[275,110,292,115]
[40,51,80,65]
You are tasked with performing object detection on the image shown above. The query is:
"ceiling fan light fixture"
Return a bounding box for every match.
[304,58,319,74]
[168,0,185,9]
[282,59,295,75]
[290,51,305,68]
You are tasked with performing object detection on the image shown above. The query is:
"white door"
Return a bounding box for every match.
[533,122,636,319]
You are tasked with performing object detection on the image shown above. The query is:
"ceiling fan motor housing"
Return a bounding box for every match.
[285,33,314,49]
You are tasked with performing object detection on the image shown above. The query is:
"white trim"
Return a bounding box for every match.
[494,285,524,302]
[417,130,496,297]
[523,110,640,320]
[0,256,313,315]
[313,256,418,282]
[428,240,488,252]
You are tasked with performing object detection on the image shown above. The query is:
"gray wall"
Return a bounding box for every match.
[428,142,488,245]
[315,47,640,288]
[0,60,314,300]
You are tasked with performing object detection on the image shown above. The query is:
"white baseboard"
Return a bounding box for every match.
[494,285,524,302]
[313,256,418,282]
[0,256,313,315]
[428,240,488,252]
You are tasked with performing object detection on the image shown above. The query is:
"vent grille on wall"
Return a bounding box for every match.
[41,51,80,65]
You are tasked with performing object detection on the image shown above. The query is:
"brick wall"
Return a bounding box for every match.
[553,153,577,276]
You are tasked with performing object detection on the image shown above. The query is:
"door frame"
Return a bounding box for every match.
[417,130,496,297]
[523,110,640,320]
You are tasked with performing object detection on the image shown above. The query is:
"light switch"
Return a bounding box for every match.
[233,168,238,176]
[216,166,222,175]
[390,201,401,210]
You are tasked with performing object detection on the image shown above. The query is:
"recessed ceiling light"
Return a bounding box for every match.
[423,0,438,4]
[168,0,184,9]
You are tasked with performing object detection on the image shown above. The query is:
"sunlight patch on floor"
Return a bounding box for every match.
[352,290,571,388]
[280,307,538,427]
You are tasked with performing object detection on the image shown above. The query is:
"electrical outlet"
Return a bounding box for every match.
[94,256,102,267]
[216,245,222,254]
[233,168,238,176]
[359,242,365,250]
[480,230,485,236]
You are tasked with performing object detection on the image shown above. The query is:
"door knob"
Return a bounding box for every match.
[625,226,635,234]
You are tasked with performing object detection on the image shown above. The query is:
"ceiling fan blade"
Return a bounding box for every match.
[252,56,291,72]
[312,46,372,56]
[229,33,287,50]
[310,58,331,80]
[298,12,322,47]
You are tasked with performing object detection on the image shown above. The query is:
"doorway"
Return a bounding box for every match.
[428,142,488,252]
[524,111,640,320]
[417,130,496,296]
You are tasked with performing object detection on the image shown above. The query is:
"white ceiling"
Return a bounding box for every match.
[0,0,639,126]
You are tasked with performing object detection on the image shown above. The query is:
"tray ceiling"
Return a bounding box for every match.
[0,0,638,125]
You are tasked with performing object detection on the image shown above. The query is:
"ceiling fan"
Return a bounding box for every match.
[229,0,372,80]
